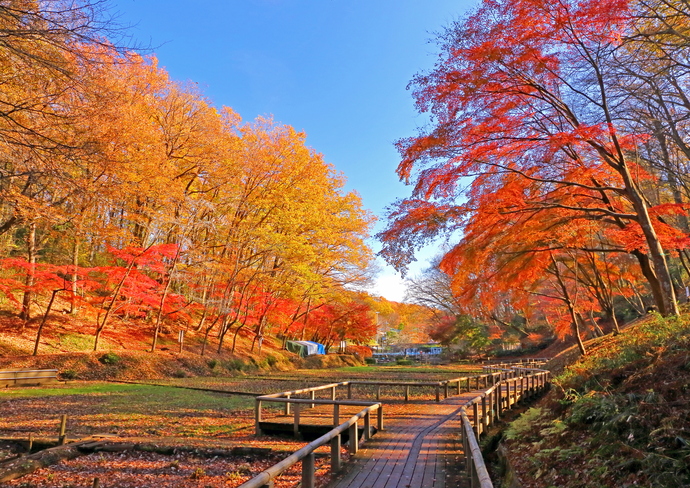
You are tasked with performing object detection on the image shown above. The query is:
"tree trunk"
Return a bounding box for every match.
[621,168,679,315]
[231,323,245,354]
[34,289,60,355]
[19,221,37,324]
[94,260,136,351]
[551,254,587,355]
[69,232,80,314]
[151,247,180,352]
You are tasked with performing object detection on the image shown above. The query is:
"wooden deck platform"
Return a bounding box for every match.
[324,392,483,488]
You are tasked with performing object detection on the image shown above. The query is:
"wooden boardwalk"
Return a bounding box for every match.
[325,392,484,488]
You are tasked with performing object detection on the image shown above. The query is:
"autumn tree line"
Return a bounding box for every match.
[381,0,690,354]
[0,0,410,355]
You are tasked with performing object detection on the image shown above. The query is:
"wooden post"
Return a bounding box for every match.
[435,384,440,402]
[255,401,263,436]
[376,385,381,401]
[457,379,461,395]
[444,382,449,399]
[331,435,342,472]
[486,392,493,426]
[331,386,336,401]
[310,390,315,409]
[27,433,33,454]
[58,414,67,445]
[302,452,315,488]
[377,406,384,431]
[293,403,301,439]
[463,427,470,477]
[333,403,340,426]
[495,386,501,420]
[93,478,100,488]
[347,383,352,399]
[405,385,409,402]
[459,414,465,454]
[364,412,371,440]
[349,422,358,454]
[473,402,480,436]
[285,394,291,415]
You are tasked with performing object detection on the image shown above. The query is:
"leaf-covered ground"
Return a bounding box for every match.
[500,313,690,488]
[0,367,480,487]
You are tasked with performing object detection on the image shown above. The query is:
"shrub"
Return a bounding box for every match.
[396,358,414,366]
[61,369,78,380]
[207,359,218,370]
[224,358,245,372]
[98,352,120,365]
[365,357,376,365]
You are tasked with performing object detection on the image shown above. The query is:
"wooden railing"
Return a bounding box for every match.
[253,372,529,409]
[245,367,550,488]
[247,384,383,488]
[459,366,551,488]
[0,369,58,387]
[242,403,381,488]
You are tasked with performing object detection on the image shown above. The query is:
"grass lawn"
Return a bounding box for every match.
[0,381,256,440]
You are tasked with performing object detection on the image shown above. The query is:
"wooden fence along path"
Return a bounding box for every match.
[240,361,550,488]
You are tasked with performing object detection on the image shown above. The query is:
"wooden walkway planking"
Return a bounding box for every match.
[325,392,482,488]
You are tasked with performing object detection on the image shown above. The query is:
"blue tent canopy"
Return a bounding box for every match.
[302,341,326,355]
[286,340,325,357]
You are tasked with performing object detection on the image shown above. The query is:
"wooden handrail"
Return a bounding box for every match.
[240,403,381,488]
[460,368,550,487]
[461,408,493,488]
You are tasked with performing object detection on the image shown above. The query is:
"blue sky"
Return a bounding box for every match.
[109,0,477,300]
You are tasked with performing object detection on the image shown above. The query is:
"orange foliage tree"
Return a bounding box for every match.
[380,0,690,339]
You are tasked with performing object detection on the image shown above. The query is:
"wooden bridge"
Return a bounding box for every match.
[240,362,550,488]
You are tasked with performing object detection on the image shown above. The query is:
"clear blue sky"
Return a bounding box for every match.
[109,0,477,300]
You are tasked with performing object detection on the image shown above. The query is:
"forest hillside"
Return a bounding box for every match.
[499,312,690,488]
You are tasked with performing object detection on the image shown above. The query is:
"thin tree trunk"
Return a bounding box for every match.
[69,233,80,314]
[94,260,136,351]
[151,246,181,352]
[551,254,587,356]
[34,289,60,355]
[20,221,37,324]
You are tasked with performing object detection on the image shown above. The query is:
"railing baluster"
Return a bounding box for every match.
[255,400,263,436]
[293,403,301,439]
[302,453,315,488]
[349,422,358,454]
[331,434,341,473]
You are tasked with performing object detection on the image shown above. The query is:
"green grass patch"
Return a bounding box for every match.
[0,382,252,411]
[54,332,94,352]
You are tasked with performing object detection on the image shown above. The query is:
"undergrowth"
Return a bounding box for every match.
[502,313,690,488]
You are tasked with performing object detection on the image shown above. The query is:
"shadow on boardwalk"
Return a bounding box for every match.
[326,392,484,488]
